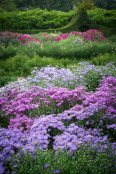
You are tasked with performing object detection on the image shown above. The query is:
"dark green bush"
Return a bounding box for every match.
[0,8,74,30]
[0,54,31,77]
[108,35,116,42]
[0,44,17,60]
[87,8,116,28]
[0,76,17,87]
[76,7,92,31]
[0,8,115,32]
[91,53,116,66]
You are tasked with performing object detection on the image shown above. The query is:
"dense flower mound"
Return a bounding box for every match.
[0,76,116,173]
[0,85,87,133]
[0,29,106,46]
[0,77,30,96]
[70,29,107,42]
[53,123,110,152]
[27,62,115,90]
[0,128,26,162]
[42,29,107,42]
[27,66,77,89]
[26,114,65,151]
[0,31,41,45]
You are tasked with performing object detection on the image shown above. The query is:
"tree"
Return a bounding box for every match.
[76,0,96,10]
[14,0,34,9]
[76,6,92,31]
[94,0,116,10]
[0,0,16,12]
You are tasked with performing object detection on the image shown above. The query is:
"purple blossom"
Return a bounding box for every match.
[55,169,60,173]
[0,162,5,174]
[44,164,49,168]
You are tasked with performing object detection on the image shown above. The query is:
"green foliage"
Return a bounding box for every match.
[0,76,17,87]
[76,6,92,31]
[0,44,17,60]
[94,0,116,10]
[0,112,10,128]
[0,7,115,33]
[0,0,16,12]
[0,31,116,80]
[84,70,102,91]
[0,8,74,30]
[0,54,32,77]
[76,0,96,10]
[7,146,116,174]
[108,35,116,42]
[0,53,80,78]
[13,0,77,12]
[91,53,116,66]
[83,60,116,91]
[0,34,21,47]
[33,39,115,60]
[87,8,116,28]
[0,7,5,13]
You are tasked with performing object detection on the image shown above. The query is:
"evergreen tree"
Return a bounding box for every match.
[76,6,92,31]
[76,0,96,10]
[0,0,16,12]
[94,0,116,10]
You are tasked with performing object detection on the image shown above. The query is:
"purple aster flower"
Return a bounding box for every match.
[13,164,18,168]
[44,164,49,168]
[0,163,5,174]
[55,169,60,173]
[85,121,89,125]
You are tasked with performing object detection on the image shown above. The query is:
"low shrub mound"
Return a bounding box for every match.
[0,8,74,30]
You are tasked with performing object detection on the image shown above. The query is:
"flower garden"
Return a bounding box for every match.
[0,29,116,174]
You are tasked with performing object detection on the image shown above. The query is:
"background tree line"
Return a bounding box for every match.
[0,0,116,12]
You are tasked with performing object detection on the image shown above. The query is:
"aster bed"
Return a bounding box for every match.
[0,30,116,174]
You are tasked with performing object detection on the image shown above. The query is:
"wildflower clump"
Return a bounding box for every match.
[34,29,107,43]
[71,29,107,42]
[0,31,41,47]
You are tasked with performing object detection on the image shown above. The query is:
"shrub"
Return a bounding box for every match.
[0,54,31,77]
[77,0,96,10]
[0,8,74,30]
[0,76,17,87]
[108,35,116,42]
[0,43,17,60]
[76,7,92,31]
[87,8,116,28]
[91,53,116,66]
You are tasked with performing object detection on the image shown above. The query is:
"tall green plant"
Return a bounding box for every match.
[76,0,96,10]
[0,0,16,12]
[76,6,92,31]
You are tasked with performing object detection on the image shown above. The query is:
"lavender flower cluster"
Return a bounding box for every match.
[0,77,31,96]
[27,62,116,90]
[0,74,116,173]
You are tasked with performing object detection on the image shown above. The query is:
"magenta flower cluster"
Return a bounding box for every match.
[0,85,87,133]
[71,29,107,42]
[46,86,86,107]
[0,31,41,45]
[43,29,107,42]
